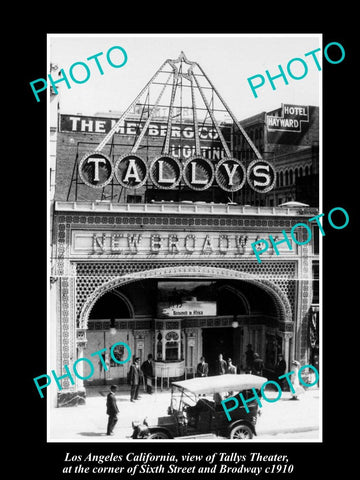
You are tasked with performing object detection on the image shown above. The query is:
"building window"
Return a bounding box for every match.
[285,171,289,185]
[156,332,163,360]
[312,261,319,303]
[165,341,179,361]
[312,225,319,254]
[165,331,180,361]
[127,195,142,203]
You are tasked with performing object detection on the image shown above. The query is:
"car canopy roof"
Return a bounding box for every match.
[172,374,267,395]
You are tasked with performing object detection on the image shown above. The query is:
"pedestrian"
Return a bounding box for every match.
[275,353,287,391]
[141,354,154,394]
[252,353,264,376]
[196,356,209,377]
[290,360,305,400]
[226,358,236,396]
[217,353,227,375]
[227,358,236,374]
[245,344,254,373]
[129,357,141,402]
[106,385,119,436]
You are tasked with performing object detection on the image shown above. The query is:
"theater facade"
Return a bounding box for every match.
[49,52,320,407]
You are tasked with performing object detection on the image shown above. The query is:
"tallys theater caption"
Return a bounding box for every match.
[62,451,294,475]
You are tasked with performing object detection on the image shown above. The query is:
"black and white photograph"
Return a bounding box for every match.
[18,27,356,478]
[45,33,322,443]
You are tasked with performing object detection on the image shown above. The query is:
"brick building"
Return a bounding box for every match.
[234,104,319,207]
[49,53,320,407]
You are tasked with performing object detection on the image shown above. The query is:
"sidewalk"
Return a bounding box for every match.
[48,385,321,442]
[256,387,321,439]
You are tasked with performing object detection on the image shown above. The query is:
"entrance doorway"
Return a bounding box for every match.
[202,327,240,375]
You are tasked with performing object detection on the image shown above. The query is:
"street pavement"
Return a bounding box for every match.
[48,384,321,442]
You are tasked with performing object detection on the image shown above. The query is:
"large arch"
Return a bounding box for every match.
[217,284,251,315]
[89,289,135,319]
[78,265,293,330]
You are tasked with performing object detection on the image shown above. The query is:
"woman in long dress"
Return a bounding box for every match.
[290,360,305,400]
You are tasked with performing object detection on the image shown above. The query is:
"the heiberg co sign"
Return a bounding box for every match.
[78,152,276,193]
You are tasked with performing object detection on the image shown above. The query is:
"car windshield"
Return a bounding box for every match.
[171,385,233,413]
[171,385,198,411]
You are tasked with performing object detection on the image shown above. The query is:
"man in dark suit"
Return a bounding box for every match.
[141,354,154,394]
[130,357,141,402]
[275,354,287,390]
[196,356,209,377]
[106,385,119,436]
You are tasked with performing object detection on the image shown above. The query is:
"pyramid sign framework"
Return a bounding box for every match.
[78,52,276,194]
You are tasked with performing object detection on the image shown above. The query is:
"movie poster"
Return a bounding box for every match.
[19,27,356,479]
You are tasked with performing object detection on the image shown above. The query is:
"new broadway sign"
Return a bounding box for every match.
[70,230,296,258]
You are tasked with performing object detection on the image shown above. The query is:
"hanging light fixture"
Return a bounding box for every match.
[109,318,117,335]
[232,315,239,329]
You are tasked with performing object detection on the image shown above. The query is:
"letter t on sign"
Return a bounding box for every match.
[88,157,106,182]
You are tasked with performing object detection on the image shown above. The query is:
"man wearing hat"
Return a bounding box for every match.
[106,385,119,436]
[275,354,287,390]
[129,357,141,402]
[141,354,154,394]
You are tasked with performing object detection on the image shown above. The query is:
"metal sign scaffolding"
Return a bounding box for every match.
[66,52,265,202]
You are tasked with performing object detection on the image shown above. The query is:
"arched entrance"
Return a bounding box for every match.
[78,266,294,387]
[85,289,136,386]
[201,279,280,375]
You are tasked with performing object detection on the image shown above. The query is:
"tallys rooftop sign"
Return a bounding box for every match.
[59,52,277,195]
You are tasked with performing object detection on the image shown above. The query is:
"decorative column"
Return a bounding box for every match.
[133,330,147,364]
[296,241,313,364]
[283,331,293,370]
[75,329,87,396]
[277,326,294,373]
[57,274,80,407]
[184,328,197,378]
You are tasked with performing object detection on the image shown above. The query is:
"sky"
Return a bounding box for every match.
[48,34,322,121]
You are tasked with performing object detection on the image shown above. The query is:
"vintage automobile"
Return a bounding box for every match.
[131,374,267,440]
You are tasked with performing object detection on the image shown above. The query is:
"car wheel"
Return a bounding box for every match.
[148,431,170,439]
[229,424,253,439]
